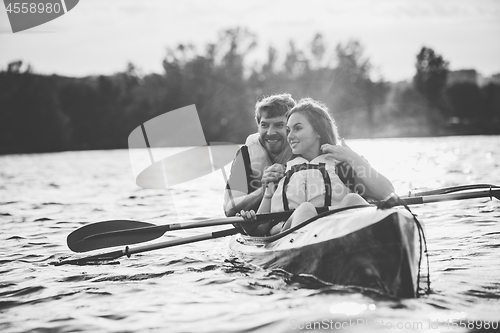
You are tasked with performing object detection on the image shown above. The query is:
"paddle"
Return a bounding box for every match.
[400,188,499,205]
[55,228,240,266]
[67,188,500,253]
[67,209,306,253]
[402,183,500,197]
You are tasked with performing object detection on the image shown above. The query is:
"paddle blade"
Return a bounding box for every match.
[67,220,156,252]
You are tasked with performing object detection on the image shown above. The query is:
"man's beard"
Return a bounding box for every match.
[262,133,286,156]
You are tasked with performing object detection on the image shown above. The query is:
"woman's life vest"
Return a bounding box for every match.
[270,155,355,212]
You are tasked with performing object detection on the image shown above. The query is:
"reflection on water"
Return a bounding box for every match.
[0,136,499,332]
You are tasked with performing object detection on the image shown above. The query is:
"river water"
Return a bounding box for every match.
[1,136,499,333]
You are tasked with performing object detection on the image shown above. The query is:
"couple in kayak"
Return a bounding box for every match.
[224,94,394,236]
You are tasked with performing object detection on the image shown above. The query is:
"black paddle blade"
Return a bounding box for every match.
[67,220,156,252]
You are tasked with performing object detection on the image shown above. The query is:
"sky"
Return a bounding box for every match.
[1,0,499,82]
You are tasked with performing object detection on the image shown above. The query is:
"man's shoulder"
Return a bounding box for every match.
[239,133,272,171]
[244,133,261,147]
[230,134,259,158]
[244,133,270,162]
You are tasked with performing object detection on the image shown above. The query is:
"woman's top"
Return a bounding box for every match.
[270,155,353,212]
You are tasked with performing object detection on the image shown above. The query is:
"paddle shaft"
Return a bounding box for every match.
[402,184,500,197]
[105,210,295,234]
[56,228,240,265]
[402,188,499,205]
[75,210,301,247]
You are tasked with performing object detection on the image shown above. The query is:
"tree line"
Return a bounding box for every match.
[1,27,499,154]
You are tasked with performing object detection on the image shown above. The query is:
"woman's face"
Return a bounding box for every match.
[287,112,320,161]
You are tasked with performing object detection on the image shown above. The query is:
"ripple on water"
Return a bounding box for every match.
[90,271,174,283]
[0,286,45,298]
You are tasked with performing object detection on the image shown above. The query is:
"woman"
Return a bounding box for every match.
[239,98,394,236]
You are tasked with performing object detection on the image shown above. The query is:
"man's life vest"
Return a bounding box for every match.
[243,133,274,192]
[224,134,273,212]
[270,155,355,212]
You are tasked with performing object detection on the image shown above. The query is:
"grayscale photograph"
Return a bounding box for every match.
[1,0,499,332]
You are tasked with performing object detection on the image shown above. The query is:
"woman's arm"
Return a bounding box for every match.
[321,140,394,200]
[251,183,276,236]
[348,154,395,200]
[237,182,276,236]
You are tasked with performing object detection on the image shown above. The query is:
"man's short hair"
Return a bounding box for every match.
[255,93,295,123]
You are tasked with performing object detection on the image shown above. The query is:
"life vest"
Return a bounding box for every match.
[244,133,274,192]
[225,133,273,195]
[270,155,353,212]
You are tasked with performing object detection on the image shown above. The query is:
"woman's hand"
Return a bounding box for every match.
[321,139,360,165]
[235,210,258,235]
[322,139,395,200]
[261,164,285,188]
[236,210,257,221]
[263,181,276,199]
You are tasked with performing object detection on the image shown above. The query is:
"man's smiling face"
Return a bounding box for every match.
[257,112,287,157]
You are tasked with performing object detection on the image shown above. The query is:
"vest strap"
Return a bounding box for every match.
[240,145,253,190]
[281,163,332,210]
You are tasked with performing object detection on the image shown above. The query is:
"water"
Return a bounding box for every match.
[1,136,499,333]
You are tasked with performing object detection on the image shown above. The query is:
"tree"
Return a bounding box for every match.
[413,47,449,109]
[7,60,23,73]
[0,72,70,153]
[332,40,376,137]
[310,33,326,68]
[262,45,278,75]
[284,41,307,78]
[446,82,484,119]
[413,47,449,134]
[160,27,257,143]
[481,83,500,132]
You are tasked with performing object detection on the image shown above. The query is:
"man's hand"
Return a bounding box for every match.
[321,139,360,165]
[261,163,285,187]
[235,210,258,234]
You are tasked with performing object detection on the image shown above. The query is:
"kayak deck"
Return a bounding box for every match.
[229,207,420,298]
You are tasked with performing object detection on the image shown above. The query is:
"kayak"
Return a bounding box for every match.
[228,206,422,298]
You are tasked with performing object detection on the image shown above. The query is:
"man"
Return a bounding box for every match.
[224,93,295,217]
